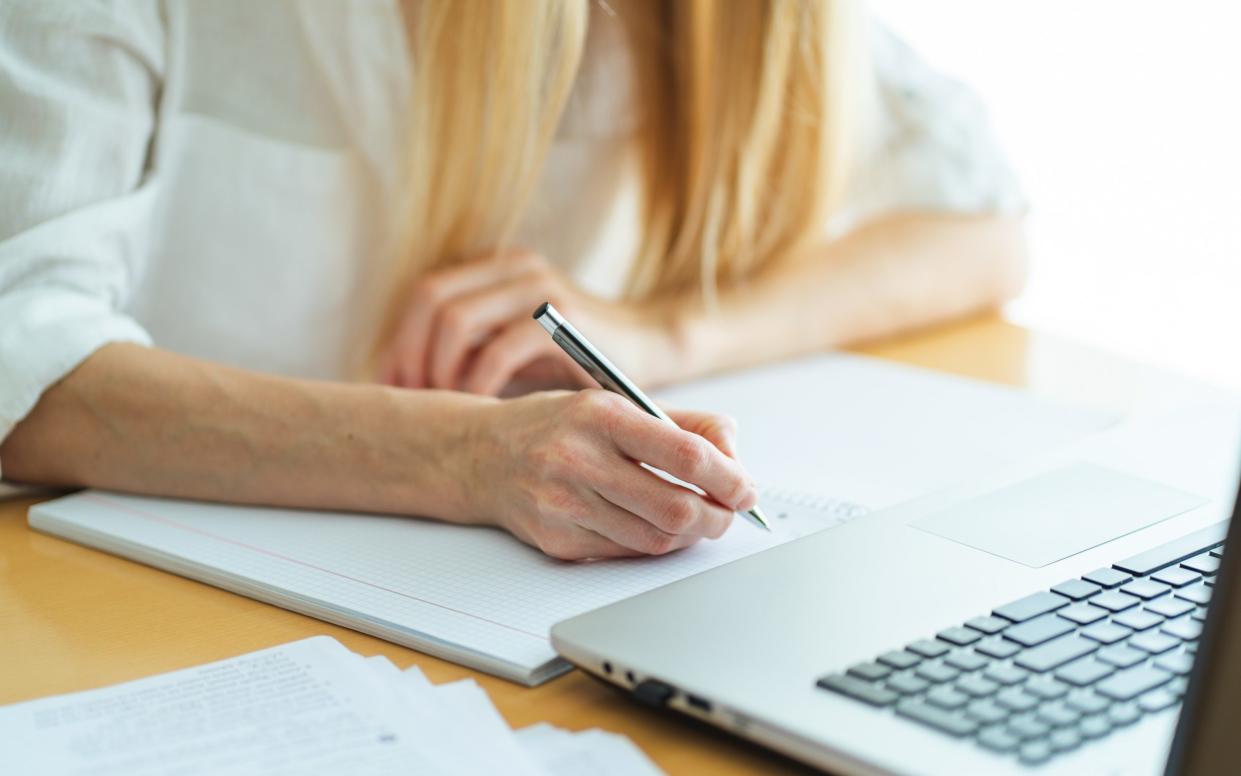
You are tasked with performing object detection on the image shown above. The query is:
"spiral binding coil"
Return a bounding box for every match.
[759,485,869,521]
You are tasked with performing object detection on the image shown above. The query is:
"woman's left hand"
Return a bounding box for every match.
[377,249,683,396]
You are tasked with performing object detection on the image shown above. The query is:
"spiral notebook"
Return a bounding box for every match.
[28,487,863,685]
[26,353,1118,685]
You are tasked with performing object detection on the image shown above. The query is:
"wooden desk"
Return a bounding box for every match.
[0,314,1147,775]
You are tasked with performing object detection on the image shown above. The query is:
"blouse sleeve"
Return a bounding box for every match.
[831,19,1026,233]
[0,1,163,457]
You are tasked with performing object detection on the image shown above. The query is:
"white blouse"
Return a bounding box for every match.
[0,0,1023,457]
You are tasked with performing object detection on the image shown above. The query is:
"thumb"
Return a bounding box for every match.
[665,408,740,459]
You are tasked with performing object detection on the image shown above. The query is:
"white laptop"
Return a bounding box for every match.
[551,405,1241,774]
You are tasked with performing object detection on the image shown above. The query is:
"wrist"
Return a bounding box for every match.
[381,387,500,524]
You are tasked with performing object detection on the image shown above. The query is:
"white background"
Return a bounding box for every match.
[871,1,1241,389]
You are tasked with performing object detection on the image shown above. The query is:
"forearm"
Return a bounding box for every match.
[0,343,493,521]
[669,213,1027,379]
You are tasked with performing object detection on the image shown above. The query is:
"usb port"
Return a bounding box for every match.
[685,694,712,713]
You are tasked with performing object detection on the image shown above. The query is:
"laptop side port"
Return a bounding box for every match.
[632,679,676,707]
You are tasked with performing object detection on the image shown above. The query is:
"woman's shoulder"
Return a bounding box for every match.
[862,20,994,148]
[836,18,1026,224]
[0,0,165,75]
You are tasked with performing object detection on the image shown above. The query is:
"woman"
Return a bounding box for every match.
[0,1,1024,559]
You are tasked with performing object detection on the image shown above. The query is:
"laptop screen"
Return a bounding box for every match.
[1165,475,1241,775]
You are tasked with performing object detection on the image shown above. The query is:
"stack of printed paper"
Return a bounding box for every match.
[0,636,662,776]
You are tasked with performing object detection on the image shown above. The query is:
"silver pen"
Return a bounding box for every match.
[533,302,771,531]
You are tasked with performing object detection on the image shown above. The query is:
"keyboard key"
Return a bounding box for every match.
[1154,652,1195,675]
[1168,677,1189,696]
[1121,579,1172,600]
[895,698,978,737]
[1147,597,1195,618]
[1004,613,1075,647]
[1049,727,1082,752]
[1210,546,1225,558]
[877,650,922,670]
[1090,590,1141,613]
[977,727,1021,753]
[817,674,898,706]
[1108,702,1141,726]
[1052,578,1102,600]
[956,674,999,698]
[1182,554,1220,575]
[937,626,981,646]
[1016,634,1097,672]
[1192,606,1208,622]
[984,663,1029,686]
[1078,713,1113,739]
[1066,689,1109,714]
[886,672,930,695]
[846,662,891,681]
[1025,676,1069,700]
[1162,618,1203,641]
[907,639,950,659]
[976,637,1021,659]
[1175,585,1212,606]
[1096,665,1173,701]
[1058,603,1107,625]
[1130,631,1180,654]
[1036,701,1082,727]
[965,698,1010,724]
[945,651,988,672]
[1152,566,1200,587]
[1114,608,1163,631]
[1205,577,1216,587]
[1055,657,1115,687]
[964,615,1010,635]
[1137,688,1178,713]
[1080,621,1132,645]
[925,685,969,710]
[995,687,1040,712]
[1008,713,1051,740]
[1114,523,1227,576]
[915,661,960,684]
[1084,568,1132,588]
[1097,645,1147,669]
[994,591,1069,623]
[1018,741,1053,765]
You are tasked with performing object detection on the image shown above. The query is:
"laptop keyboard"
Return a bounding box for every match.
[815,523,1226,767]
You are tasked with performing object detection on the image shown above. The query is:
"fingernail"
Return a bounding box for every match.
[735,486,758,511]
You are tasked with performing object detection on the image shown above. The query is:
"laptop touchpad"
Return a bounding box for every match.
[914,463,1206,567]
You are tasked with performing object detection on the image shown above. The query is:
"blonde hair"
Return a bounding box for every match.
[384,0,859,340]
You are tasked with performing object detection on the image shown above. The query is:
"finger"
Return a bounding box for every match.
[595,462,735,539]
[665,409,740,459]
[461,321,570,396]
[375,350,399,386]
[606,406,757,512]
[508,355,595,393]
[427,273,556,390]
[574,492,700,556]
[391,250,544,388]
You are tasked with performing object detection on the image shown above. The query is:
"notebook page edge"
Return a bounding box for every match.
[28,493,565,686]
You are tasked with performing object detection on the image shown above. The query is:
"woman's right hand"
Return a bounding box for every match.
[464,390,758,560]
